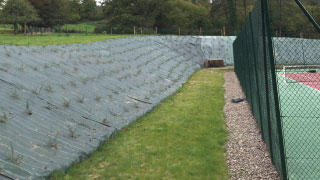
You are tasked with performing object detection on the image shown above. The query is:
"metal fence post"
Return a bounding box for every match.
[262,0,288,178]
[244,25,254,108]
[261,0,274,163]
[249,13,265,139]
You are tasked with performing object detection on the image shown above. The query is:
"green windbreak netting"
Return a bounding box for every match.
[270,0,320,179]
[233,0,287,179]
[234,0,320,179]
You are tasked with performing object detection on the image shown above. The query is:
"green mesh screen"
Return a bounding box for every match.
[233,0,287,179]
[270,0,320,179]
[234,0,320,179]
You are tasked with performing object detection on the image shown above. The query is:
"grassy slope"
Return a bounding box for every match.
[50,68,229,180]
[0,34,134,46]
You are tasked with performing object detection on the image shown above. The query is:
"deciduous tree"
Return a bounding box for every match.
[80,0,97,20]
[0,0,38,34]
[28,0,79,28]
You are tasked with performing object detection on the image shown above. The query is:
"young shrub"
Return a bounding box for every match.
[0,112,9,124]
[132,101,140,109]
[78,96,85,104]
[123,106,130,113]
[5,51,11,57]
[78,122,90,129]
[11,89,20,100]
[68,127,77,138]
[45,85,54,93]
[81,78,89,85]
[60,84,66,89]
[6,143,23,165]
[0,67,8,72]
[44,64,50,69]
[112,90,119,95]
[32,86,42,95]
[25,101,32,115]
[95,96,102,102]
[46,135,58,150]
[109,110,118,117]
[103,115,108,125]
[18,64,25,72]
[44,102,57,111]
[33,66,39,71]
[70,81,78,88]
[63,97,71,108]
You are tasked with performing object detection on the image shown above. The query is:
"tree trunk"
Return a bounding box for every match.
[279,0,282,37]
[59,25,62,34]
[224,4,231,35]
[14,23,18,35]
[24,22,27,35]
[242,0,247,19]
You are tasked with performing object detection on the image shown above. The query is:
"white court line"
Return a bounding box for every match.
[277,72,320,93]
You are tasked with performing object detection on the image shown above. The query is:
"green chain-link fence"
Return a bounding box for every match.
[272,0,320,179]
[234,0,320,179]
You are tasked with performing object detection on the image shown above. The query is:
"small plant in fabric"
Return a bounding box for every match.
[11,89,20,100]
[32,86,42,95]
[95,96,102,102]
[132,101,140,109]
[70,81,78,88]
[63,97,71,107]
[45,85,54,93]
[18,64,25,72]
[68,127,78,138]
[78,96,86,104]
[103,115,109,125]
[5,51,11,57]
[46,134,59,150]
[25,101,32,115]
[0,67,8,72]
[0,112,9,124]
[6,143,23,165]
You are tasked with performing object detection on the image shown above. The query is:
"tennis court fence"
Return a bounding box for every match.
[233,0,320,179]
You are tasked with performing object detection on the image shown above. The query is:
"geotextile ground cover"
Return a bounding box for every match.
[0,36,234,179]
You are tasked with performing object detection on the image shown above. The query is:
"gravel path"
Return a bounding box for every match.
[223,72,280,180]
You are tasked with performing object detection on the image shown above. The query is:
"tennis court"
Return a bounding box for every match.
[277,67,320,179]
[233,0,320,178]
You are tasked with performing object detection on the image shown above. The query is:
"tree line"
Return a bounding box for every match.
[0,0,99,34]
[269,0,320,37]
[0,0,319,36]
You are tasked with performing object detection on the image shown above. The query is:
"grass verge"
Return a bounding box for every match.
[0,33,134,46]
[50,68,229,180]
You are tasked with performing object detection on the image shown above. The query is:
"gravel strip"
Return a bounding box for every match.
[223,71,280,180]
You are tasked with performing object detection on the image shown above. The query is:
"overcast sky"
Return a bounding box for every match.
[96,0,102,5]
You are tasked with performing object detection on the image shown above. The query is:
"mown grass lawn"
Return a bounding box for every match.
[50,68,229,180]
[0,33,134,46]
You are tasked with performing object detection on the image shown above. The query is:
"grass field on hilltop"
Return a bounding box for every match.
[61,22,97,33]
[50,68,229,180]
[1,22,96,33]
[0,27,11,31]
[0,33,134,46]
[0,24,13,31]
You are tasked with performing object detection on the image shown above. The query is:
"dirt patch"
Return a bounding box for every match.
[223,71,280,180]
